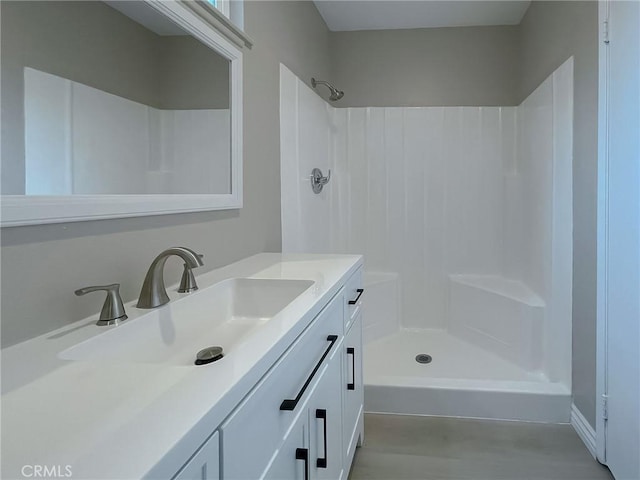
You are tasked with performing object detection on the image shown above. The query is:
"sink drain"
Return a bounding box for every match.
[195,346,224,365]
[415,353,432,364]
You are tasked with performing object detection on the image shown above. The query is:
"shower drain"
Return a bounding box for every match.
[415,354,432,364]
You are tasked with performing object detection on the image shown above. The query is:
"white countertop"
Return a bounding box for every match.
[1,253,362,480]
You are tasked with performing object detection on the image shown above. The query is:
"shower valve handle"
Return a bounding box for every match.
[311,168,331,194]
[318,169,331,184]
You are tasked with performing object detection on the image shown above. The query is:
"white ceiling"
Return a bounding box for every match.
[313,1,531,32]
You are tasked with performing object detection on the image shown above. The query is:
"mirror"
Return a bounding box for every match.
[0,0,243,226]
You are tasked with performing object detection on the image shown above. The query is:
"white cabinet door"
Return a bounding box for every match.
[173,432,219,480]
[309,347,344,480]
[262,412,309,480]
[342,313,364,466]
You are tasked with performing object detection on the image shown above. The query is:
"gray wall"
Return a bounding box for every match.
[330,25,520,107]
[519,1,599,428]
[159,35,230,110]
[0,0,330,347]
[245,0,331,94]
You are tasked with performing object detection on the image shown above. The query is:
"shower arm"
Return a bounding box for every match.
[311,79,332,89]
[311,78,344,101]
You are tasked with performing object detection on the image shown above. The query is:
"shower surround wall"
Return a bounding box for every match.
[280,60,573,391]
[24,68,230,195]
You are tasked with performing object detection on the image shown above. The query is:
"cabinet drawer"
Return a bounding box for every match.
[344,268,363,330]
[221,292,343,480]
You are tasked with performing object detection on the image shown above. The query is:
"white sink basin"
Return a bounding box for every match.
[59,278,314,366]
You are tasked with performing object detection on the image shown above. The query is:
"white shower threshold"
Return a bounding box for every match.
[364,329,571,423]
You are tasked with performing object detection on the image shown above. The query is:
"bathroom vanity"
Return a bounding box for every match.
[1,254,364,479]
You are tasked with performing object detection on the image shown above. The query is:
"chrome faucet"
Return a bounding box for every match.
[137,247,204,309]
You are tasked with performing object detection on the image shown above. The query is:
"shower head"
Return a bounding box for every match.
[330,89,344,101]
[311,78,344,102]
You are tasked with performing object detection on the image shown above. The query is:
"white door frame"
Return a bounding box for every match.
[595,0,640,469]
[595,0,609,463]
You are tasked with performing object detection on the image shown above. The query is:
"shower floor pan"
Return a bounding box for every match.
[364,329,570,423]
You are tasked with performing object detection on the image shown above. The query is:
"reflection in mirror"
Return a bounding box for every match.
[1,1,231,195]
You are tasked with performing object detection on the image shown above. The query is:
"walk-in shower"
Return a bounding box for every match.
[280,59,574,423]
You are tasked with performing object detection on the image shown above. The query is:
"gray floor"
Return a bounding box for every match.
[349,414,613,480]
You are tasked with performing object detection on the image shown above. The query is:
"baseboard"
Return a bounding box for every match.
[571,403,597,459]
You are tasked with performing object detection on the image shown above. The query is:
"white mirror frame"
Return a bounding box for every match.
[0,0,243,227]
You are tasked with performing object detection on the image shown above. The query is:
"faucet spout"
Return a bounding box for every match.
[136,247,204,309]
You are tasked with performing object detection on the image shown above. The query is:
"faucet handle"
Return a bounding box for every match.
[178,254,204,293]
[75,283,128,326]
